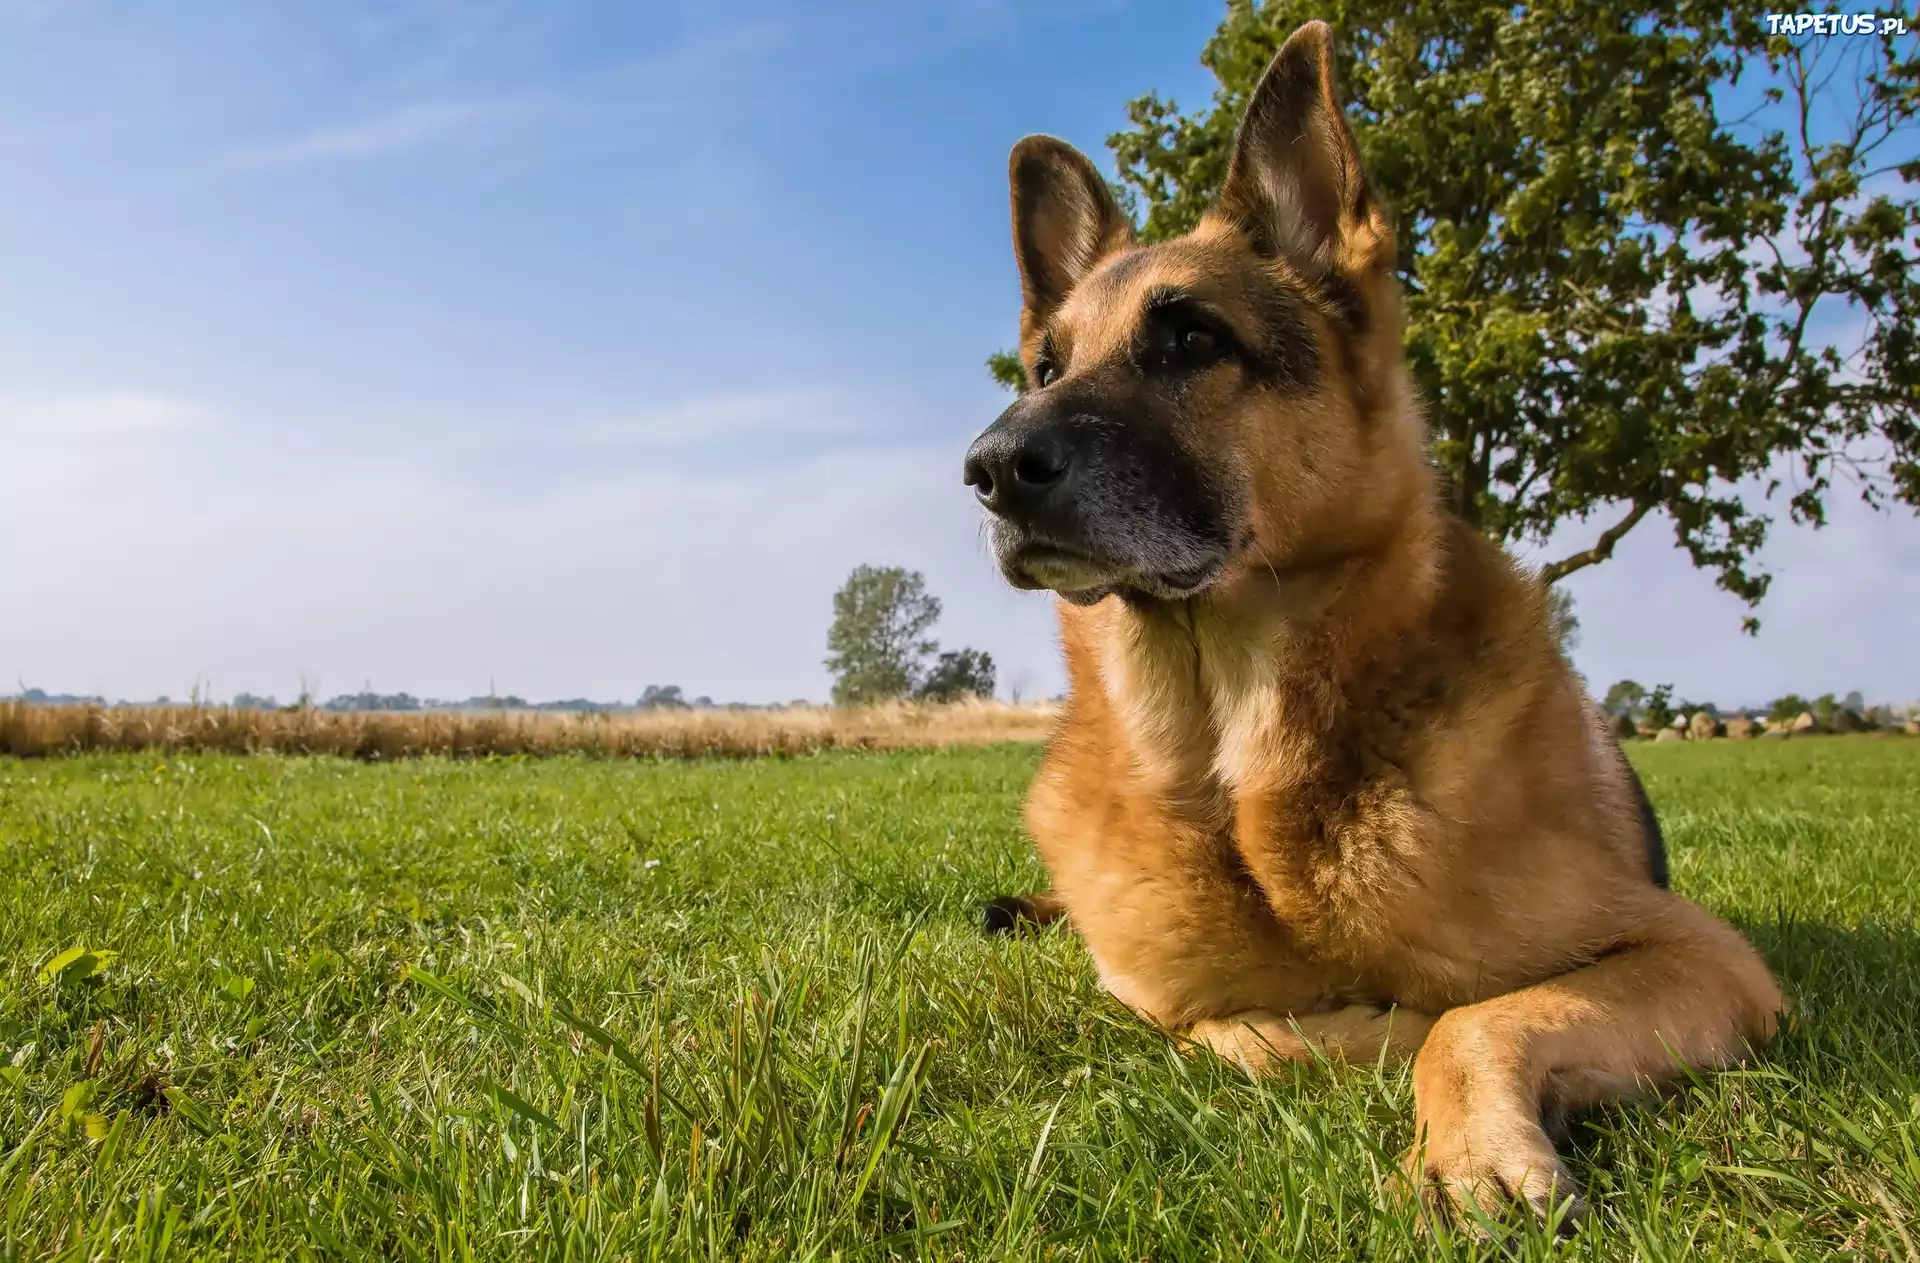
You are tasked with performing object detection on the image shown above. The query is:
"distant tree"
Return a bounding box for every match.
[916,649,998,703]
[322,690,421,713]
[1602,679,1648,720]
[639,685,689,710]
[996,1,1920,629]
[1643,684,1678,732]
[1768,693,1812,725]
[1813,692,1841,728]
[1843,690,1866,714]
[825,565,942,706]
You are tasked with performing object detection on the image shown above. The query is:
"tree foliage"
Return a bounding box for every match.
[996,1,1919,626]
[1643,683,1679,731]
[1768,692,1812,723]
[1603,678,1649,719]
[824,565,943,706]
[915,648,998,703]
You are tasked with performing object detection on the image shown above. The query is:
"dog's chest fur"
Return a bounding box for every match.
[1028,596,1481,1024]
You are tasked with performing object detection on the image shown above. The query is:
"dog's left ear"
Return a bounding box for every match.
[1215,21,1390,271]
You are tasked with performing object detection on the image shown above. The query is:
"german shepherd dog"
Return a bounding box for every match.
[962,20,1782,1226]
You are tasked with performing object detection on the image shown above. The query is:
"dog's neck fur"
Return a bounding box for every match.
[1069,403,1449,801]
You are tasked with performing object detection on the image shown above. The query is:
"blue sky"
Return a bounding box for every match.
[1,0,1915,708]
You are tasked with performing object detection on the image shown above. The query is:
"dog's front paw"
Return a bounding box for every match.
[1183,1013,1281,1074]
[1404,1106,1586,1234]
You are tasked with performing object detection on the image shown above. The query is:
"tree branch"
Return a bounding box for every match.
[1539,501,1652,584]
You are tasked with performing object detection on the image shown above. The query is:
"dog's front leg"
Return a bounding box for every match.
[1185,1003,1436,1074]
[1408,893,1783,1227]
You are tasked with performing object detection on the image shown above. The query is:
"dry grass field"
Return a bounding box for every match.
[0,698,1062,762]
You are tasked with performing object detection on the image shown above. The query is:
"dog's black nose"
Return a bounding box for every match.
[963,418,1076,520]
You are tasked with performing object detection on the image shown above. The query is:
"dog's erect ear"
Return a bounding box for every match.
[1009,136,1132,327]
[1215,21,1387,270]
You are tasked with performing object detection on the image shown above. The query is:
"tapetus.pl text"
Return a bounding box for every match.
[1765,12,1911,35]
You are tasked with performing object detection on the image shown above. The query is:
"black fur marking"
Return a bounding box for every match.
[1059,586,1113,606]
[1243,274,1322,390]
[984,895,1040,935]
[1019,389,1231,572]
[1624,759,1669,889]
[1093,248,1155,291]
[1310,268,1367,336]
[1221,208,1281,261]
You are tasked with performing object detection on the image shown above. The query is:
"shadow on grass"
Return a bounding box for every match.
[1737,914,1920,1063]
[1558,914,1920,1138]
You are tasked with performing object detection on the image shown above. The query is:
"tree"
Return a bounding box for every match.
[915,648,998,703]
[1813,691,1840,728]
[1768,693,1812,724]
[995,2,1919,629]
[1643,684,1678,732]
[824,565,942,706]
[639,685,688,710]
[1603,679,1648,719]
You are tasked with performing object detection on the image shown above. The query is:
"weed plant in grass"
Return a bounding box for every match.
[1,739,1917,1259]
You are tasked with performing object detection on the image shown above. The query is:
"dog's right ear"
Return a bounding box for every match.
[1008,136,1131,331]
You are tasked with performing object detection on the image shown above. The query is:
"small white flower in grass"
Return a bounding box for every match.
[644,859,661,870]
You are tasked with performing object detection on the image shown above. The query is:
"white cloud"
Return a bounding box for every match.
[561,389,873,449]
[0,392,204,438]
[0,395,1060,705]
[221,97,543,170]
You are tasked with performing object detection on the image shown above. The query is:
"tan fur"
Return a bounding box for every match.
[990,20,1783,1228]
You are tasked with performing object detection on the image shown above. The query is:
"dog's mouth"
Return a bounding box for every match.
[1000,538,1227,605]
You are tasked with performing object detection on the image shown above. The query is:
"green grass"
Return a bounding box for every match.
[2,739,1918,1260]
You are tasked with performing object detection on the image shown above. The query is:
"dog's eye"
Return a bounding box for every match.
[1143,313,1228,372]
[1033,361,1060,388]
[1179,326,1218,357]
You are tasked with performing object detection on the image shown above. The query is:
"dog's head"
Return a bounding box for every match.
[964,21,1424,606]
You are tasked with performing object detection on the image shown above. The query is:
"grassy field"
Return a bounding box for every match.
[2,740,1917,1260]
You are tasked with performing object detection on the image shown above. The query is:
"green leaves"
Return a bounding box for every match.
[39,945,119,988]
[986,349,1029,394]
